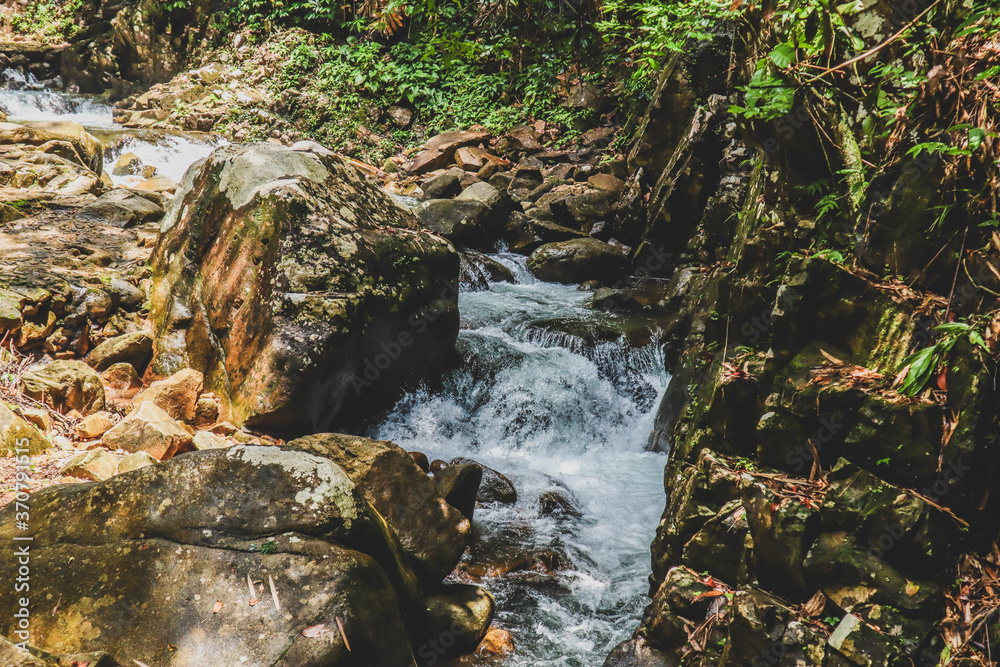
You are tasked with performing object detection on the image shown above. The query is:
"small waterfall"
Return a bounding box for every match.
[369,256,669,666]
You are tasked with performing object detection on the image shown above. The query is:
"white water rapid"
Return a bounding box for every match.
[370,254,669,666]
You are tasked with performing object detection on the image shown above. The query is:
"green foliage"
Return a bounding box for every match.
[898,322,988,397]
[10,0,84,41]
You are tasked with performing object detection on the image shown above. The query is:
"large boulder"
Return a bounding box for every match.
[289,433,471,585]
[526,238,629,284]
[147,143,460,434]
[0,445,420,666]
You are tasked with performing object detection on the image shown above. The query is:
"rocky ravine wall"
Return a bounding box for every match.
[605,4,1000,667]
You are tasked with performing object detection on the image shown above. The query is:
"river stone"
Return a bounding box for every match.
[73,410,116,439]
[100,362,144,406]
[419,584,495,660]
[116,450,158,474]
[0,445,419,666]
[20,360,105,416]
[147,142,459,434]
[415,199,494,249]
[289,433,471,585]
[434,463,483,521]
[0,121,103,175]
[406,130,492,174]
[60,449,123,481]
[527,238,629,284]
[87,330,154,373]
[77,189,164,227]
[421,170,463,200]
[133,368,203,423]
[0,403,51,455]
[101,401,194,460]
[192,430,232,450]
[450,457,518,505]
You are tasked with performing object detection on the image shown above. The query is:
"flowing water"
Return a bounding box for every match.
[370,255,669,666]
[4,79,671,666]
[0,76,225,187]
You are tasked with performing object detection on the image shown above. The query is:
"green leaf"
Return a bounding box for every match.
[968,331,988,351]
[899,345,940,397]
[968,127,986,152]
[769,44,797,69]
[934,322,971,335]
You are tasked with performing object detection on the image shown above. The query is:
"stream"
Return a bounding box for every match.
[3,83,671,667]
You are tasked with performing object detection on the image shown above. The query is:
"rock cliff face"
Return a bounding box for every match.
[605,5,1000,665]
[147,142,460,434]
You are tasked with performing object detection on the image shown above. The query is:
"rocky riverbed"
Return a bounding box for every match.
[3,0,1000,666]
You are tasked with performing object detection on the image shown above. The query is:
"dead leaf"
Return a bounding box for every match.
[336,616,352,652]
[213,600,223,614]
[247,572,258,606]
[906,581,920,596]
[803,590,826,617]
[269,575,280,611]
[819,349,843,364]
[302,624,330,638]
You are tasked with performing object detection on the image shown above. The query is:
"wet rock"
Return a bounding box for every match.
[87,330,154,373]
[0,445,418,666]
[410,450,430,471]
[0,403,51,455]
[450,457,518,504]
[112,151,146,176]
[101,401,194,461]
[74,410,116,440]
[538,489,583,519]
[459,251,515,290]
[133,368,204,423]
[290,433,471,585]
[476,627,515,658]
[527,238,629,284]
[21,360,105,416]
[420,584,495,659]
[60,449,123,481]
[434,463,483,521]
[148,143,459,434]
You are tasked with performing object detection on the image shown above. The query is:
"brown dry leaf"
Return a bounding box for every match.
[803,591,826,617]
[819,349,843,364]
[302,624,330,638]
[336,616,352,652]
[905,581,921,596]
[212,600,223,614]
[269,575,281,611]
[247,572,258,607]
